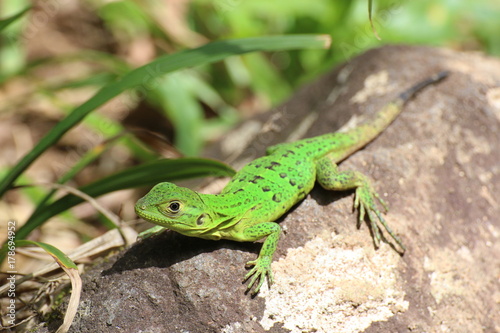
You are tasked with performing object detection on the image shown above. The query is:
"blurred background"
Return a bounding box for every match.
[0,0,499,270]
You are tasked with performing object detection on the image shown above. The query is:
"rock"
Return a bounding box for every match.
[52,45,500,333]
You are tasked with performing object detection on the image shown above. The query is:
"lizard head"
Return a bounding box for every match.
[135,182,215,237]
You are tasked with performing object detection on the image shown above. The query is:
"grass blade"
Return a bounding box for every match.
[368,0,381,40]
[11,240,80,333]
[14,240,77,269]
[30,140,112,219]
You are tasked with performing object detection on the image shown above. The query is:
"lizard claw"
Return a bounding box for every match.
[243,257,274,295]
[354,184,405,252]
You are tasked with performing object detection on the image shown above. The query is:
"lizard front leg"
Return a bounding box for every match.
[316,155,406,252]
[138,225,167,239]
[237,222,281,295]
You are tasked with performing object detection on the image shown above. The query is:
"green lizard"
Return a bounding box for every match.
[135,71,448,295]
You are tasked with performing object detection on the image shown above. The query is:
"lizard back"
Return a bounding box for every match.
[220,148,318,222]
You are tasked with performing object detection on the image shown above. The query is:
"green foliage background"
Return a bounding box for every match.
[1,0,499,155]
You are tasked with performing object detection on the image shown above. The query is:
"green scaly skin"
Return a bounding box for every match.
[135,72,448,295]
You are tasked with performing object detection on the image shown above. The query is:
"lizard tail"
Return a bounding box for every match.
[398,71,449,103]
[334,71,449,160]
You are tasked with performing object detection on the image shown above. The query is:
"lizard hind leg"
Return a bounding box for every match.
[315,155,406,252]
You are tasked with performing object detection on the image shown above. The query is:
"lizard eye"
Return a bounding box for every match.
[158,200,183,217]
[167,200,181,213]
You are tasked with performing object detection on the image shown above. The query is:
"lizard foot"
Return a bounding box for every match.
[243,256,274,295]
[354,183,406,252]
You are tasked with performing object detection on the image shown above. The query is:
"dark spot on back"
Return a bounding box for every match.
[265,161,281,171]
[249,175,264,184]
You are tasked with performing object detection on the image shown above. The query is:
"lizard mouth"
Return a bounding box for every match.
[134,197,171,224]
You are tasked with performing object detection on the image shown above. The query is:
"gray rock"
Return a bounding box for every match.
[54,45,500,333]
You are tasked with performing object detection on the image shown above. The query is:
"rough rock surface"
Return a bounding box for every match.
[51,45,500,333]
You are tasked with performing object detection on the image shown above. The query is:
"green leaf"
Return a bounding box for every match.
[0,34,330,197]
[0,7,30,32]
[16,158,235,240]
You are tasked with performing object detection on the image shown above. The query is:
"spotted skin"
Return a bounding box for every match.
[135,72,448,295]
